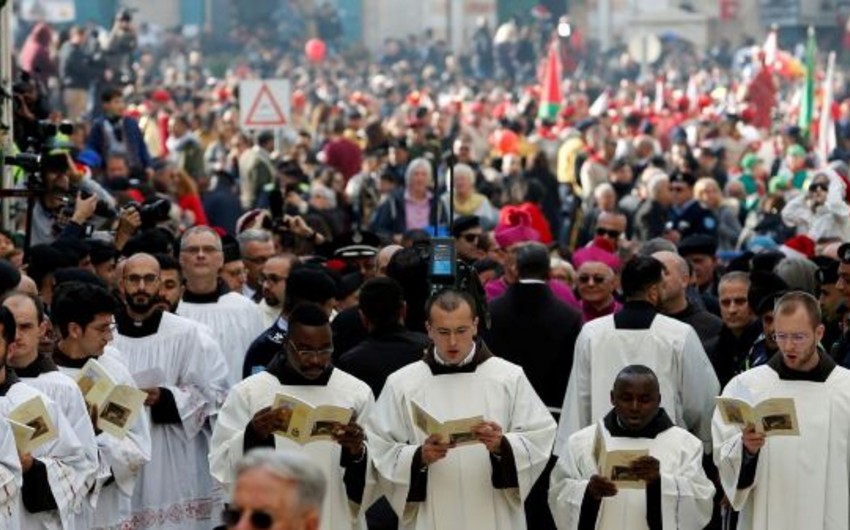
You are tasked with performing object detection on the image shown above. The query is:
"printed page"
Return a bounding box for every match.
[98,385,147,439]
[76,358,117,407]
[715,397,756,426]
[411,400,441,436]
[304,405,353,443]
[7,419,35,454]
[600,449,650,490]
[8,396,58,453]
[439,415,485,446]
[754,397,799,436]
[273,393,314,444]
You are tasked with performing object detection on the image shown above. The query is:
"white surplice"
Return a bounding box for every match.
[256,299,280,329]
[712,363,850,530]
[177,292,267,386]
[0,381,93,530]
[113,312,229,530]
[0,416,23,530]
[556,314,719,456]
[209,369,375,530]
[550,420,714,530]
[366,356,556,530]
[55,347,152,530]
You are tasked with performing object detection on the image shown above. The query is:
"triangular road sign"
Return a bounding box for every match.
[244,83,287,127]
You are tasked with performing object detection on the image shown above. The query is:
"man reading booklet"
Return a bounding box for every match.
[550,365,714,530]
[210,303,375,530]
[713,291,850,530]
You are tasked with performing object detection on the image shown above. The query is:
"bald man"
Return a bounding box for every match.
[113,253,229,530]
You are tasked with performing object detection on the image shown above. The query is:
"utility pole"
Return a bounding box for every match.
[1,1,13,231]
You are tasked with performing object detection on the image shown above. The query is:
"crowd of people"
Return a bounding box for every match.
[2,2,850,529]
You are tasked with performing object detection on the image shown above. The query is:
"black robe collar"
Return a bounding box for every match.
[116,309,164,338]
[614,301,658,330]
[14,354,58,378]
[423,339,493,375]
[266,355,333,386]
[767,351,836,383]
[52,347,98,369]
[181,279,230,304]
[0,369,20,397]
[603,408,674,439]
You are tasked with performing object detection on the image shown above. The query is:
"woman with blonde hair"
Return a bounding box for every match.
[695,177,740,251]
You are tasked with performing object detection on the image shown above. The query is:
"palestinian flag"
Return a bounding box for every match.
[798,27,816,137]
[538,43,561,120]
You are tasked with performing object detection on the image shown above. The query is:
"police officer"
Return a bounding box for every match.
[666,170,718,241]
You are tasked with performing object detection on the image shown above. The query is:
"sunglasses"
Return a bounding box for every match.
[222,506,273,528]
[595,228,621,239]
[809,182,829,193]
[460,233,480,243]
[578,274,608,285]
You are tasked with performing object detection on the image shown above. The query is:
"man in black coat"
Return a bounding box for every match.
[482,241,583,530]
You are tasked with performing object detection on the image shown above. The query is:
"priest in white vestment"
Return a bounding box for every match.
[2,292,100,528]
[210,303,375,530]
[550,365,714,530]
[0,303,93,530]
[176,227,267,386]
[0,417,23,530]
[713,292,850,530]
[50,282,152,529]
[113,254,229,530]
[556,256,719,456]
[367,289,556,530]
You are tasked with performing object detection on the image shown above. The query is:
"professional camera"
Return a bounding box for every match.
[125,199,171,230]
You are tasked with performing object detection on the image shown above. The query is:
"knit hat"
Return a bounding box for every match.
[780,234,815,260]
[493,210,540,248]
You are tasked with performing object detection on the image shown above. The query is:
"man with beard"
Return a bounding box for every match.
[713,292,850,529]
[210,303,375,530]
[1,292,100,528]
[257,254,295,328]
[154,253,182,313]
[0,304,92,529]
[176,226,266,386]
[113,253,228,530]
[550,365,714,529]
[49,282,151,528]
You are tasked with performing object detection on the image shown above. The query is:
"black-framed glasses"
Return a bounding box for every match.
[578,274,608,285]
[809,182,829,193]
[595,227,621,239]
[460,233,480,243]
[222,506,273,529]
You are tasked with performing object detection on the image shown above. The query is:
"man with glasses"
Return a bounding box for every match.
[114,253,228,530]
[177,226,266,386]
[211,303,374,530]
[573,244,622,323]
[237,229,276,301]
[49,282,151,528]
[556,256,718,458]
[222,449,326,530]
[451,215,484,264]
[257,254,295,328]
[666,170,717,242]
[592,210,627,251]
[713,291,850,529]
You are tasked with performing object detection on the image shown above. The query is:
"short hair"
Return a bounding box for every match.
[620,256,664,300]
[448,163,475,188]
[593,182,616,201]
[638,238,677,256]
[647,173,670,200]
[613,364,659,391]
[180,226,222,251]
[154,253,181,273]
[257,130,275,147]
[515,242,550,281]
[101,86,122,103]
[288,303,330,330]
[1,291,45,324]
[235,449,326,513]
[0,306,16,345]
[774,291,822,328]
[358,277,404,331]
[237,229,273,255]
[425,288,477,321]
[404,158,433,189]
[51,283,118,338]
[720,271,751,290]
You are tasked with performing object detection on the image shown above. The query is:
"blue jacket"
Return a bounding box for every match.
[86,116,151,174]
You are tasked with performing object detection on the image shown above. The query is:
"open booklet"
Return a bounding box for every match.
[8,396,58,454]
[77,359,147,439]
[272,393,354,445]
[593,423,650,490]
[715,396,800,436]
[410,399,483,446]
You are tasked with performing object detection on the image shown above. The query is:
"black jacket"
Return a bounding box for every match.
[483,282,583,410]
[668,303,723,359]
[336,325,429,397]
[634,199,671,241]
[242,319,287,380]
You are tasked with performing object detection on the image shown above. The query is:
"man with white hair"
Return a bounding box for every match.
[237,228,275,301]
[634,172,673,241]
[224,449,326,530]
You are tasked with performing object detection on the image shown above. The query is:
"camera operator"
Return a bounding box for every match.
[11,75,50,151]
[103,9,138,86]
[58,26,99,120]
[29,154,101,246]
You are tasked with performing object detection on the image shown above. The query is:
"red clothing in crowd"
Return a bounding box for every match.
[323,137,363,180]
[179,194,209,226]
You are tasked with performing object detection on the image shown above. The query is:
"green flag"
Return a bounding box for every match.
[798,27,816,136]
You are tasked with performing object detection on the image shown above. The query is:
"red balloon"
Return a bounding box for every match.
[497,129,519,155]
[305,39,327,63]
